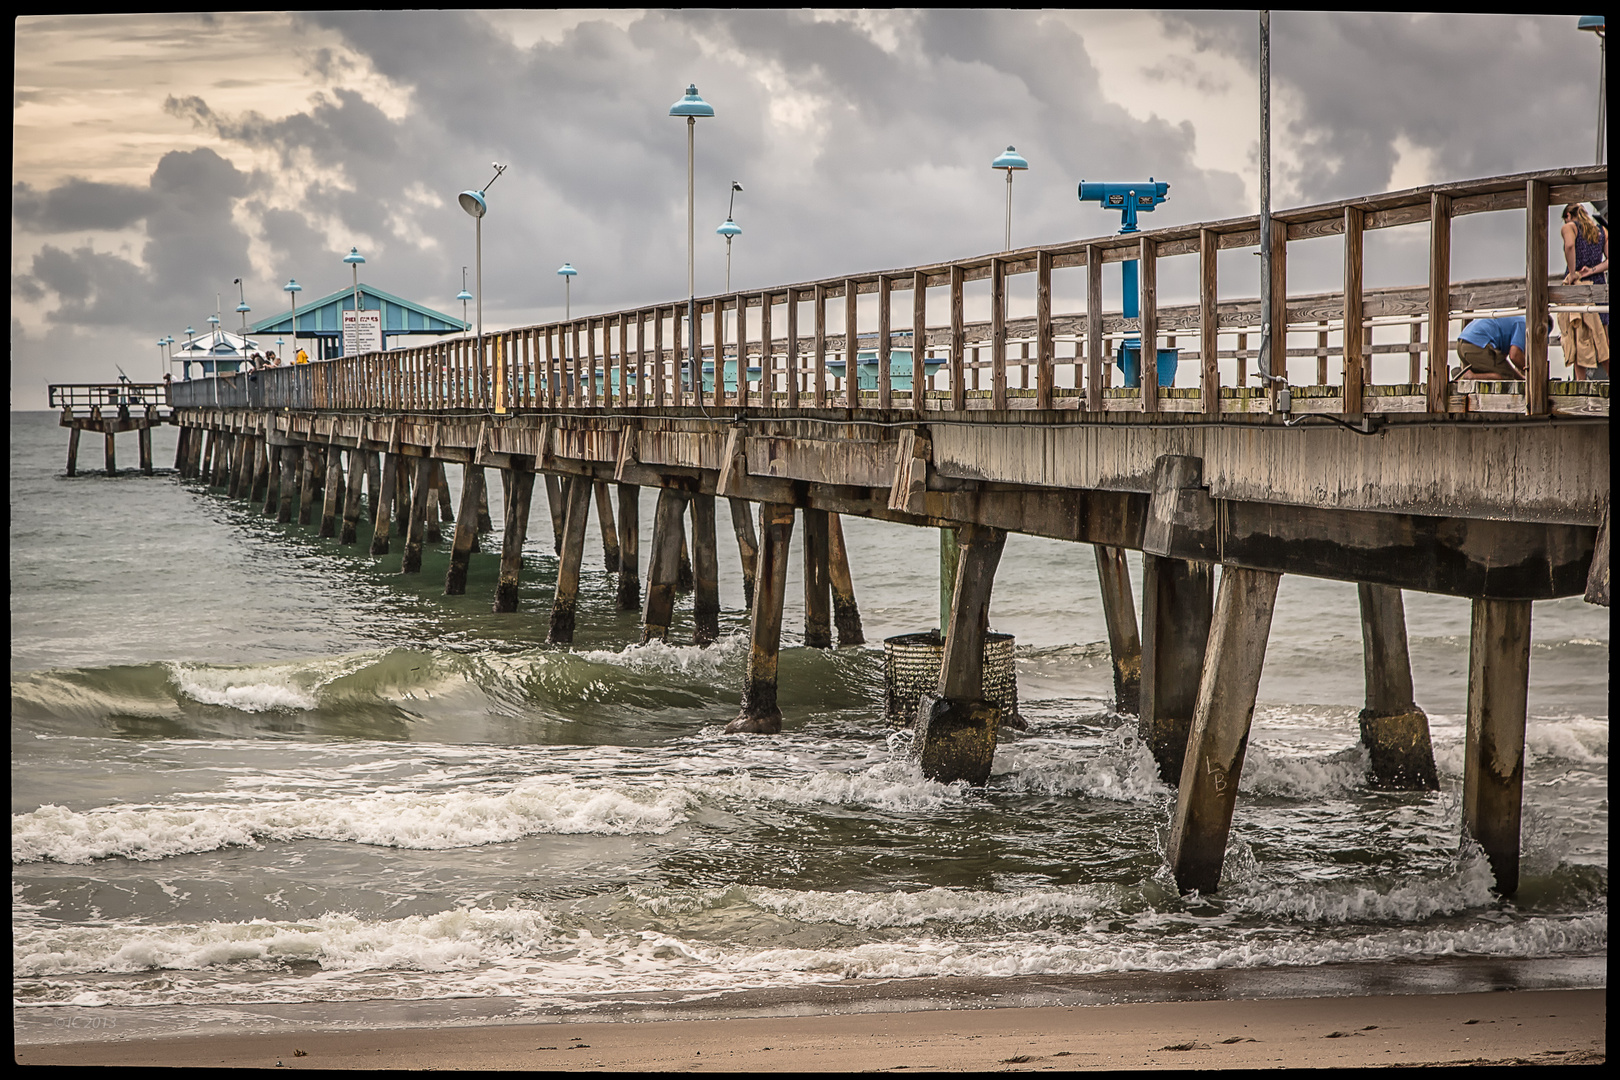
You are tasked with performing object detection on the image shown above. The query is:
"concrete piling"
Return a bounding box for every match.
[423,463,443,544]
[1094,545,1142,715]
[1139,554,1214,786]
[250,439,270,504]
[138,424,154,476]
[548,474,595,643]
[66,427,81,477]
[641,488,689,643]
[298,445,319,526]
[1357,584,1439,790]
[318,445,345,539]
[912,523,1008,785]
[445,462,485,595]
[277,446,298,523]
[544,473,566,554]
[366,453,384,525]
[339,450,367,544]
[391,460,413,541]
[827,513,865,647]
[171,427,188,474]
[728,497,759,610]
[615,482,641,611]
[368,453,399,555]
[401,456,434,573]
[677,532,695,595]
[803,508,833,648]
[1167,566,1281,895]
[594,481,621,573]
[691,494,721,645]
[727,501,795,734]
[104,430,118,476]
[262,445,281,517]
[1463,597,1532,895]
[492,463,535,612]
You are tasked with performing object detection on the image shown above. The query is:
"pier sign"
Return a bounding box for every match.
[343,309,381,356]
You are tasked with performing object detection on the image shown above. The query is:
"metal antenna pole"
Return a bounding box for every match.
[1004,169,1014,252]
[687,115,696,394]
[1258,10,1272,388]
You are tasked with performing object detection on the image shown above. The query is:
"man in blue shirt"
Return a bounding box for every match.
[1456,316,1527,379]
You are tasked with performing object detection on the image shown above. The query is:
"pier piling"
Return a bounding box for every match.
[1094,544,1142,715]
[277,446,297,523]
[1167,565,1282,895]
[104,429,118,476]
[641,487,689,643]
[319,445,345,539]
[401,456,434,573]
[544,474,566,554]
[803,508,833,648]
[1139,553,1214,785]
[250,439,270,504]
[445,462,485,595]
[548,473,595,642]
[298,445,318,525]
[66,427,81,477]
[1357,584,1440,789]
[368,453,398,554]
[138,424,153,476]
[492,463,535,612]
[594,481,620,573]
[616,483,641,611]
[728,497,759,610]
[828,513,865,646]
[1463,597,1532,895]
[339,450,366,544]
[728,501,795,734]
[691,494,721,645]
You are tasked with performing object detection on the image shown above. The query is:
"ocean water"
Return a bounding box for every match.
[10,410,1607,1038]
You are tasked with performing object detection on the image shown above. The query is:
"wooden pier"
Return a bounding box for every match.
[50,383,171,476]
[83,166,1610,899]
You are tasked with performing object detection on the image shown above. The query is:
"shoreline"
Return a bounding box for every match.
[16,988,1605,1070]
[16,956,1606,1068]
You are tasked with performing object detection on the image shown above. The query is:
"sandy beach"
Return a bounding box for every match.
[17,987,1604,1070]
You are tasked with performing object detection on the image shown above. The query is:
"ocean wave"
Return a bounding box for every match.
[1225,850,1498,923]
[12,781,693,864]
[995,727,1171,802]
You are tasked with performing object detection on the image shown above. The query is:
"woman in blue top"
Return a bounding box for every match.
[1559,203,1608,380]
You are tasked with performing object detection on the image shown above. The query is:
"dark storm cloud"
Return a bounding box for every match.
[13,178,158,233]
[1157,11,1597,202]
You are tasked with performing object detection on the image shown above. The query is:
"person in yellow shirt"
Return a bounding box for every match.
[295,347,309,365]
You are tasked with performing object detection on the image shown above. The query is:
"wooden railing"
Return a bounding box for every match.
[50,383,171,410]
[172,166,1606,419]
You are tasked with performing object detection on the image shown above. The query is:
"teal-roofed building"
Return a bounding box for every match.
[247,283,469,361]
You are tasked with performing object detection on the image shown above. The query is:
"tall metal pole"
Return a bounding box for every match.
[475,214,483,406]
[687,114,696,394]
[1598,29,1607,165]
[1004,169,1014,252]
[1258,11,1272,386]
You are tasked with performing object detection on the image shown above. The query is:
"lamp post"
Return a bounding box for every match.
[1259,11,1273,388]
[1579,16,1606,175]
[457,266,472,331]
[716,180,743,292]
[343,246,366,356]
[233,278,251,335]
[165,335,175,379]
[670,84,714,393]
[284,279,302,365]
[992,146,1029,252]
[557,262,577,320]
[157,338,167,382]
[458,162,508,409]
[183,326,195,381]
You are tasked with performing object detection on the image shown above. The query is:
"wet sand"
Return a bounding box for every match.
[18,986,1604,1070]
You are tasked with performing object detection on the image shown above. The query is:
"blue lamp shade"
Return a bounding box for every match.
[992,145,1029,170]
[343,246,366,265]
[669,84,714,117]
[716,218,742,238]
[557,263,577,278]
[207,315,221,325]
[1578,15,1604,30]
[284,280,302,294]
[457,289,473,302]
[458,190,488,218]
[166,336,175,345]
[236,302,251,313]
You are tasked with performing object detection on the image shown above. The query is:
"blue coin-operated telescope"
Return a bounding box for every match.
[1078,178,1174,387]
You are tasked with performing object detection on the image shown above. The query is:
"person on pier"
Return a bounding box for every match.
[1559,203,1609,381]
[1453,315,1551,383]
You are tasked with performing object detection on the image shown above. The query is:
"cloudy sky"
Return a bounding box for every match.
[11,10,1605,408]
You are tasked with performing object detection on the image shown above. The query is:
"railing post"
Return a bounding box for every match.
[712,299,725,409]
[734,293,747,407]
[1140,236,1159,413]
[990,258,1007,410]
[844,278,859,409]
[1267,218,1287,411]
[878,274,892,410]
[760,291,774,408]
[1427,191,1453,414]
[1525,179,1550,416]
[1200,229,1219,416]
[913,269,929,414]
[810,285,824,408]
[1343,204,1365,416]
[1086,244,1103,412]
[949,264,966,413]
[635,312,647,407]
[1035,252,1053,410]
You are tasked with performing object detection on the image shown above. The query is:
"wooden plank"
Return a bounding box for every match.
[811,285,825,408]
[1087,243,1104,411]
[913,269,928,414]
[671,306,684,407]
[1035,250,1053,410]
[1200,230,1219,415]
[844,278,859,411]
[878,274,892,411]
[1525,180,1550,416]
[1427,192,1453,414]
[1140,236,1159,414]
[1343,204,1365,415]
[990,258,1007,411]
[757,290,772,409]
[950,265,966,412]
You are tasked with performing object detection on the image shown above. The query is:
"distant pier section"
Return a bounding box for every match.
[50,382,172,476]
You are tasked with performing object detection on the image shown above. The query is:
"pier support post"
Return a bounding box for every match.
[339,450,367,545]
[250,439,270,504]
[319,444,345,539]
[939,527,959,632]
[828,513,865,646]
[171,427,188,474]
[210,432,228,486]
[298,445,319,526]
[1357,584,1439,790]
[199,431,216,485]
[188,426,206,478]
[228,435,247,497]
[138,424,154,476]
[1463,597,1532,895]
[476,473,493,533]
[1094,545,1142,715]
[366,453,384,524]
[677,532,695,595]
[66,427,81,477]
[391,458,413,541]
[727,497,759,610]
[492,463,534,612]
[1167,565,1281,895]
[641,488,690,643]
[594,481,621,573]
[435,461,455,524]
[616,483,641,611]
[544,474,566,554]
[262,445,282,517]
[727,501,795,734]
[401,456,434,573]
[445,462,485,595]
[277,446,298,523]
[1139,554,1214,785]
[803,507,833,648]
[548,473,595,643]
[913,523,1008,785]
[368,453,399,555]
[423,463,443,544]
[104,429,118,476]
[691,494,721,645]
